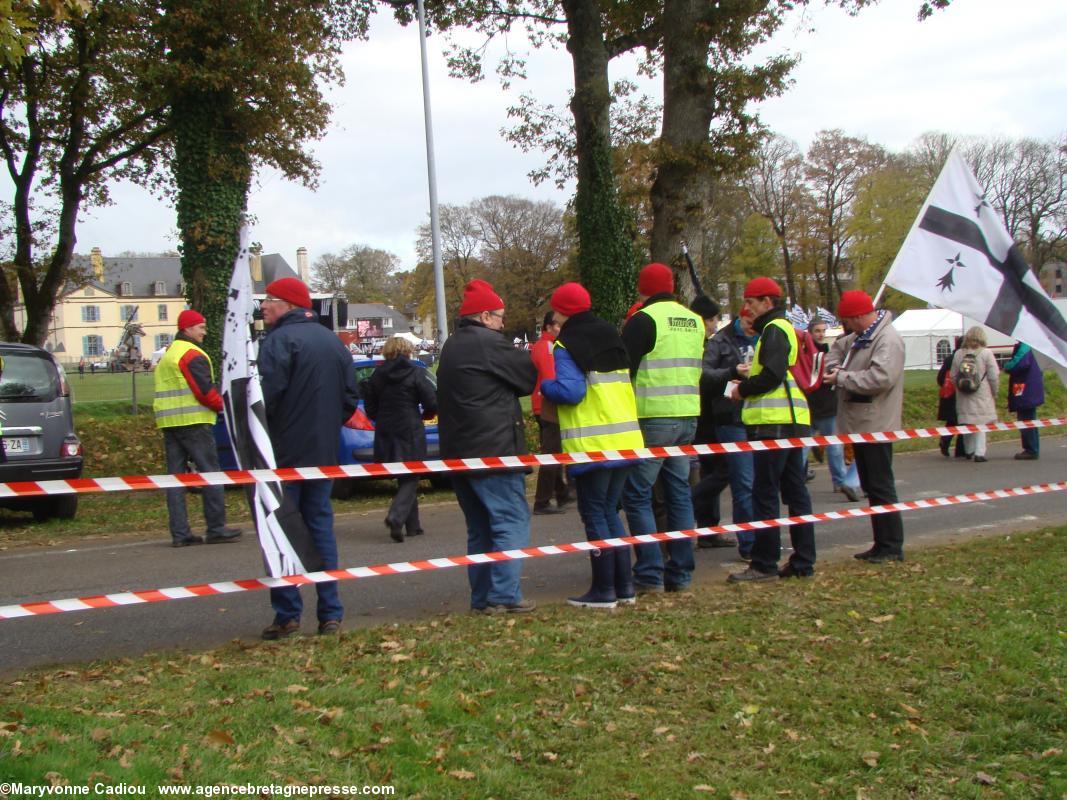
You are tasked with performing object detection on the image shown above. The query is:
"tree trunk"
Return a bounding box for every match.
[561,0,635,323]
[649,0,714,303]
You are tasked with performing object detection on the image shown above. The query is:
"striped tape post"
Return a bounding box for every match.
[2,480,1063,621]
[1,418,1064,500]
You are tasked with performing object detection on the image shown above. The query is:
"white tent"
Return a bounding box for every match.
[892,308,1015,370]
[392,331,422,345]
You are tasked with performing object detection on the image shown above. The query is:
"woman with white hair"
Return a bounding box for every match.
[950,326,999,462]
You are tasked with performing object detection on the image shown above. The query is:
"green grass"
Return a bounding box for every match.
[1,529,1064,796]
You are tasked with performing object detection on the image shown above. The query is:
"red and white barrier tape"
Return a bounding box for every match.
[2,480,1063,621]
[1,418,1064,499]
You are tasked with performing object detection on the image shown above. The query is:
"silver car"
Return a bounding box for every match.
[0,343,83,521]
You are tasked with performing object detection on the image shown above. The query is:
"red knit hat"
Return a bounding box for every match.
[458,279,504,316]
[177,309,205,331]
[638,263,674,296]
[743,277,782,298]
[550,282,592,317]
[265,277,312,309]
[837,290,875,318]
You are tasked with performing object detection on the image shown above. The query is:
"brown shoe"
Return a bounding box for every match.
[261,619,300,640]
[317,619,342,636]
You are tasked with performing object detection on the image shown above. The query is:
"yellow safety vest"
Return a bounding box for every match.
[633,301,704,419]
[741,317,810,426]
[154,340,218,429]
[554,342,644,454]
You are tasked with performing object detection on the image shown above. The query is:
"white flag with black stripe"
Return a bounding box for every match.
[220,227,321,578]
[884,149,1067,378]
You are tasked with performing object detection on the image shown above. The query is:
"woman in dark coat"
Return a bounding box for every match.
[1003,342,1045,460]
[936,336,966,458]
[362,337,438,542]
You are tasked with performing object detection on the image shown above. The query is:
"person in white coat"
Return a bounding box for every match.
[950,326,999,462]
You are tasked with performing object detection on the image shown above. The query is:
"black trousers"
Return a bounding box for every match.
[533,415,570,508]
[853,442,904,554]
[386,475,422,534]
[750,445,816,574]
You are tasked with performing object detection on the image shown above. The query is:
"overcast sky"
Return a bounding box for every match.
[71,0,1067,273]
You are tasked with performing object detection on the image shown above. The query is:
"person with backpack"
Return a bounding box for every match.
[1003,341,1044,460]
[936,336,967,458]
[950,326,999,462]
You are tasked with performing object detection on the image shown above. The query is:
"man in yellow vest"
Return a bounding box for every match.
[621,263,705,593]
[154,310,241,548]
[724,277,814,581]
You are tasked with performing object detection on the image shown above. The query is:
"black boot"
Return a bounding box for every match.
[568,550,617,609]
[614,547,635,606]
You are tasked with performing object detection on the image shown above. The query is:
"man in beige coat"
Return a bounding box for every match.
[824,291,906,563]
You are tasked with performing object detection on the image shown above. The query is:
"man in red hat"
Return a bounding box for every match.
[437,279,538,613]
[154,309,241,548]
[257,276,361,639]
[724,277,815,582]
[824,290,906,563]
[621,262,705,593]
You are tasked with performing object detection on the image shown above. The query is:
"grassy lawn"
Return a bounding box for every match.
[0,529,1063,797]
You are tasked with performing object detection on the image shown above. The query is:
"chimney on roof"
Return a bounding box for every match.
[297,247,310,284]
[250,249,262,282]
[90,247,104,282]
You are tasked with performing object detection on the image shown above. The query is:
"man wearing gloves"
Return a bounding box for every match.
[154,309,241,548]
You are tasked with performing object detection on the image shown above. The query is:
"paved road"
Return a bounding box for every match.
[1,436,1064,675]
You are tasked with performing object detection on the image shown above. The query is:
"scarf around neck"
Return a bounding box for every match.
[852,309,887,351]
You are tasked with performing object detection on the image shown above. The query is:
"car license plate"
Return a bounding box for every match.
[2,438,29,453]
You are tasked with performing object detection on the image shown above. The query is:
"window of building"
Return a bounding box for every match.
[383,317,394,329]
[154,280,166,295]
[155,333,172,350]
[83,335,104,357]
[158,304,168,321]
[120,281,132,296]
[121,304,139,322]
[81,305,100,322]
[936,338,951,365]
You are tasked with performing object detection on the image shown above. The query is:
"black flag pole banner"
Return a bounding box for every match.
[681,241,704,297]
[220,228,322,578]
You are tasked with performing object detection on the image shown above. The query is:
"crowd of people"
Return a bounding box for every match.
[153,268,1047,635]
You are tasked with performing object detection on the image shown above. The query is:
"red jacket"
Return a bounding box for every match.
[530,331,557,416]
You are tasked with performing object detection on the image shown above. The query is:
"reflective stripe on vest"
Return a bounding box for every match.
[741,317,811,426]
[153,340,218,429]
[633,302,704,418]
[554,343,644,454]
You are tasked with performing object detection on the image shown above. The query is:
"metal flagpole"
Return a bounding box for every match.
[417,0,448,346]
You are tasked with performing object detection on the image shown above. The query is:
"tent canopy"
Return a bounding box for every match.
[892,308,1014,370]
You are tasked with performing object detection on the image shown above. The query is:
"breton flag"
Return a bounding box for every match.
[884,149,1067,380]
[220,228,322,578]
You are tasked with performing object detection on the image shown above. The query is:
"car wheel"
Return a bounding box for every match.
[54,494,78,520]
[31,499,52,522]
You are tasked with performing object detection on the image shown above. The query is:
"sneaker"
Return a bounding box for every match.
[616,594,637,606]
[171,535,204,548]
[532,505,565,515]
[664,583,691,594]
[205,527,242,544]
[483,599,537,614]
[805,468,816,482]
[727,566,778,583]
[634,583,664,596]
[1013,451,1038,461]
[865,552,904,564]
[778,562,813,579]
[854,547,878,560]
[698,534,737,549]
[973,456,988,463]
[839,485,860,503]
[567,593,617,609]
[261,619,300,640]
[317,619,342,636]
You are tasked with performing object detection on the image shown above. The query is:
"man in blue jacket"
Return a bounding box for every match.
[257,277,360,639]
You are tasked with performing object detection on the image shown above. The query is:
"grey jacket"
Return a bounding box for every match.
[951,347,999,424]
[826,312,905,434]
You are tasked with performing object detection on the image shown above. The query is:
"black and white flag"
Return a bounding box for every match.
[220,228,322,578]
[884,150,1067,381]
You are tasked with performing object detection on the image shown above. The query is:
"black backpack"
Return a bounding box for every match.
[956,352,982,394]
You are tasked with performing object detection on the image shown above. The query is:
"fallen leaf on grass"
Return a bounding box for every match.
[693,785,715,793]
[542,752,558,762]
[975,772,996,786]
[869,615,895,624]
[285,685,309,694]
[862,751,880,767]
[205,730,235,747]
[448,769,475,780]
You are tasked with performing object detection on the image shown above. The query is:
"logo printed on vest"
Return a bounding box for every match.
[667,317,698,329]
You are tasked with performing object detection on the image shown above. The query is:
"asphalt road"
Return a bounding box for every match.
[1,436,1064,676]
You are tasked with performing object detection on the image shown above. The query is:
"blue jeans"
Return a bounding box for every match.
[624,417,697,589]
[575,465,630,542]
[453,471,530,609]
[714,423,755,553]
[810,415,859,489]
[270,479,343,624]
[1017,407,1039,455]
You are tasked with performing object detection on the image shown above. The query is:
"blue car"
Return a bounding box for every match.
[215,356,442,497]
